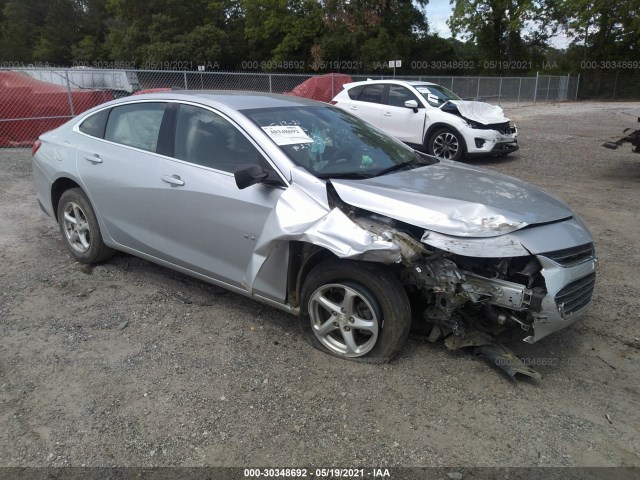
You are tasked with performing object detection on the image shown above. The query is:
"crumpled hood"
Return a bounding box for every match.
[330,161,573,237]
[444,100,510,125]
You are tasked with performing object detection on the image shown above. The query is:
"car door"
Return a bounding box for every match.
[154,102,286,289]
[346,83,385,127]
[380,85,427,144]
[75,101,172,253]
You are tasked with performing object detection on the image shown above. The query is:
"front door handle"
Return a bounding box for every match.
[383,112,392,117]
[84,154,102,164]
[161,175,185,187]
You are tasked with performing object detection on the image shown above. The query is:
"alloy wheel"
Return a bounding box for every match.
[308,283,379,357]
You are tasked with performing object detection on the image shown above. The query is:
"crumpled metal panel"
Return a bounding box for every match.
[446,100,510,124]
[242,182,401,292]
[331,161,573,237]
[421,230,530,257]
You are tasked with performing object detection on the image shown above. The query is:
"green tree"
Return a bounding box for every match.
[449,0,544,71]
[0,0,34,61]
[550,0,639,61]
[32,0,84,65]
[106,0,245,68]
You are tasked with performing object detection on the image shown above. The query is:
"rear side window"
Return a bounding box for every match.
[347,85,364,100]
[105,102,166,152]
[79,108,110,138]
[357,84,385,104]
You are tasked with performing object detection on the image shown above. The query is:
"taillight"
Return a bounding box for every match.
[32,139,42,156]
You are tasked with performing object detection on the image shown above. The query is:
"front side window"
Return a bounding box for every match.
[104,102,166,152]
[174,104,261,173]
[387,85,420,108]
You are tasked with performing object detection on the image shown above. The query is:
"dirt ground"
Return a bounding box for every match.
[1,101,639,469]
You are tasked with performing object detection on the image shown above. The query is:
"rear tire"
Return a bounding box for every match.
[57,188,114,264]
[428,128,464,161]
[299,260,411,363]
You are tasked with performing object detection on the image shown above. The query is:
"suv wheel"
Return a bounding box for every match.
[428,128,464,160]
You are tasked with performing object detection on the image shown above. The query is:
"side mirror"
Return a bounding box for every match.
[234,164,269,189]
[404,100,419,110]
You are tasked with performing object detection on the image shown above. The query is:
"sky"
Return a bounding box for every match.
[424,0,571,49]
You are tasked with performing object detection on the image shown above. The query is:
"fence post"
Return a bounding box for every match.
[575,73,580,101]
[546,75,551,101]
[64,71,75,116]
[183,72,188,89]
[269,74,272,93]
[331,75,335,99]
[498,77,503,104]
[517,77,522,106]
[533,72,539,103]
[450,77,454,91]
[612,70,619,100]
[476,77,481,100]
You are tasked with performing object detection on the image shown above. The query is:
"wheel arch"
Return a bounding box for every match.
[287,242,339,308]
[424,122,468,155]
[51,177,83,221]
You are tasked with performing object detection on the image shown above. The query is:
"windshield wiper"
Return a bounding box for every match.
[374,160,416,177]
[315,172,373,179]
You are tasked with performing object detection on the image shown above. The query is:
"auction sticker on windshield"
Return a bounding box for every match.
[262,126,314,146]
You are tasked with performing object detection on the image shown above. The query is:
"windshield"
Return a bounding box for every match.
[415,85,460,107]
[241,105,437,178]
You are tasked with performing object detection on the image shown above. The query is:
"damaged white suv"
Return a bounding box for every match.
[331,79,518,160]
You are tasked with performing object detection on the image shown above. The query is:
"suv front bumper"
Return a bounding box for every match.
[463,125,519,157]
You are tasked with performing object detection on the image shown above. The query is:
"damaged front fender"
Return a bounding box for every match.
[242,181,401,292]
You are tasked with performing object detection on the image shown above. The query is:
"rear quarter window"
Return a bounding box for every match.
[347,85,364,100]
[78,108,110,138]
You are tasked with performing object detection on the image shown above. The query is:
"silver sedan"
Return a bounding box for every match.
[32,92,597,372]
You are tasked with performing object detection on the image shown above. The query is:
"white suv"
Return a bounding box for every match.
[331,80,518,160]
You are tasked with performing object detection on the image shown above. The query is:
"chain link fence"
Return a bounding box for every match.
[1,68,577,147]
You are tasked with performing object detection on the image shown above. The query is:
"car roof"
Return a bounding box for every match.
[343,79,439,89]
[113,90,324,110]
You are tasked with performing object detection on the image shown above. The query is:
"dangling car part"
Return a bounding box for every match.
[32,91,595,381]
[602,108,640,153]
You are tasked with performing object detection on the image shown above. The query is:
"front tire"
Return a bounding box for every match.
[428,128,464,160]
[57,188,114,264]
[299,260,411,362]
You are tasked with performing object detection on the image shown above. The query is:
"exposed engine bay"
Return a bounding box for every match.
[328,187,562,381]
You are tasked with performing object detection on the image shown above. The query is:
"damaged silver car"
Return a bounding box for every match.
[32,92,597,376]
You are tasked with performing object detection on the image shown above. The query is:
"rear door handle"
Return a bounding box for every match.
[383,112,392,116]
[84,154,102,164]
[161,175,185,187]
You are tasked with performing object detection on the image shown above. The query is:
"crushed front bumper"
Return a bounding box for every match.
[525,255,597,343]
[463,125,519,157]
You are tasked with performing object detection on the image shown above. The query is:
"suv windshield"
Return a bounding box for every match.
[241,105,436,178]
[415,85,460,107]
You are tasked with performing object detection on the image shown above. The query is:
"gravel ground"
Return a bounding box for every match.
[0,101,639,468]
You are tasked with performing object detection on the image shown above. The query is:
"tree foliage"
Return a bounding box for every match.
[0,0,637,74]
